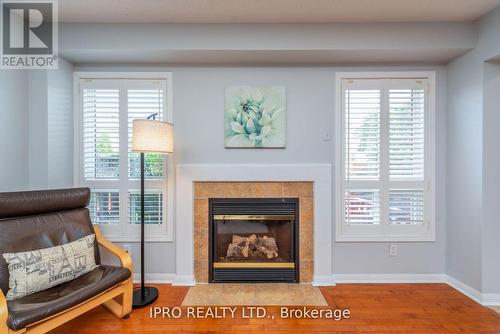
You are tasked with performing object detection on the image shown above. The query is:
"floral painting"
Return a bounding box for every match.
[224,86,286,148]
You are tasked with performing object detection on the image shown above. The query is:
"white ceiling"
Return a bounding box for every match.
[59,0,500,23]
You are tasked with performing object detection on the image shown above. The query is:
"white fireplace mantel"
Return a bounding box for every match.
[174,163,333,286]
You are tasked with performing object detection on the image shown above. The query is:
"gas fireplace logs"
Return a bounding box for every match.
[226,234,279,260]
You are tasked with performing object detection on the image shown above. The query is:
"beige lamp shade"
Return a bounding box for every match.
[132,119,174,153]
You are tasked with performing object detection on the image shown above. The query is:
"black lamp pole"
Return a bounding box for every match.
[140,152,145,295]
[132,115,160,309]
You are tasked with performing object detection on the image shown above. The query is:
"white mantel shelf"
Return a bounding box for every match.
[174,163,333,286]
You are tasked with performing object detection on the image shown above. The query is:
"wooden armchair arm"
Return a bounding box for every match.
[0,289,8,334]
[94,226,133,273]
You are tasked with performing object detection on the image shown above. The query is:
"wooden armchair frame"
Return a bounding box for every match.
[0,226,133,334]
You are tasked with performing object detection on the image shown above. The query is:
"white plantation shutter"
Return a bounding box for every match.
[345,190,380,225]
[389,89,425,179]
[128,192,164,225]
[388,87,426,226]
[89,191,120,225]
[128,88,165,180]
[77,76,172,241]
[337,74,434,241]
[125,82,167,229]
[343,86,382,227]
[82,89,120,180]
[389,190,424,225]
[345,89,381,180]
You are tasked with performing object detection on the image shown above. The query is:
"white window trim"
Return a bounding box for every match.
[73,71,174,243]
[334,71,436,242]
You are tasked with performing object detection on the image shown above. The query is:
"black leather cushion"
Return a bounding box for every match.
[6,265,131,330]
[0,188,90,219]
[0,208,100,295]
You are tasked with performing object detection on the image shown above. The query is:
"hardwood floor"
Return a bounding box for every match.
[51,284,500,333]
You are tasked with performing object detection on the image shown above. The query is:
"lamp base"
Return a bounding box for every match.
[132,286,159,308]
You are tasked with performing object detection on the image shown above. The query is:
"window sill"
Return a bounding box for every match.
[336,234,436,242]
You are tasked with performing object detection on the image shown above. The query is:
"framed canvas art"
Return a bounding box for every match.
[224,86,286,148]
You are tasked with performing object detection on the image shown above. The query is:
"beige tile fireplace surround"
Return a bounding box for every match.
[193,182,314,283]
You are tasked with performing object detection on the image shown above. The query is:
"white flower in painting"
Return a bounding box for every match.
[224,87,286,148]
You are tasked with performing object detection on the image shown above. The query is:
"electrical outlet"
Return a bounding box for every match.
[389,244,398,257]
[122,244,132,254]
[322,129,331,141]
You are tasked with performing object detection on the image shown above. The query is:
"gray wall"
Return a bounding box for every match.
[60,18,479,279]
[3,11,498,283]
[28,58,74,190]
[483,62,500,294]
[480,9,500,295]
[47,58,74,188]
[76,64,447,277]
[0,71,30,191]
[0,58,73,192]
[446,7,500,293]
[28,71,49,189]
[116,242,176,277]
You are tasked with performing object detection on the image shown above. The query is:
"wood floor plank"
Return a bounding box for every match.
[49,283,500,333]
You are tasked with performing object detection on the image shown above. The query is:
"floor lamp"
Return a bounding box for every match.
[131,117,173,308]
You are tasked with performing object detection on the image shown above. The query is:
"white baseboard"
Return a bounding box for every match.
[444,275,482,304]
[133,273,195,286]
[482,293,500,306]
[132,273,197,286]
[172,275,196,286]
[444,275,500,306]
[332,273,446,284]
[312,275,337,286]
[133,273,175,284]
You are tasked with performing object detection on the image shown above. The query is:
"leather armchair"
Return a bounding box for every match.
[0,188,133,334]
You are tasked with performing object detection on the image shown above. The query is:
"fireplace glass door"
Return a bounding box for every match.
[209,198,299,283]
[213,216,294,266]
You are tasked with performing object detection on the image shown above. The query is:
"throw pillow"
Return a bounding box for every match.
[2,234,98,300]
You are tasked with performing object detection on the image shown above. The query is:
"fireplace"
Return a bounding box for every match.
[209,198,299,283]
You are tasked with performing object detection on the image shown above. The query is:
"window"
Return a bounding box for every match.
[75,73,173,242]
[335,72,435,241]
